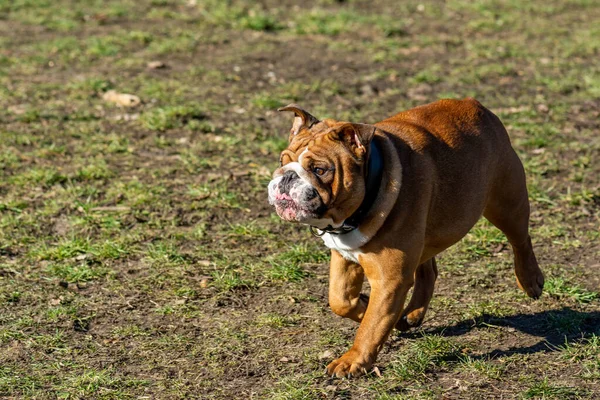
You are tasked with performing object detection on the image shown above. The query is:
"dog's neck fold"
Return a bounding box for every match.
[317,132,403,250]
[312,140,383,236]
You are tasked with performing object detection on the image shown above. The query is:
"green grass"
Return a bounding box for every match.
[267,244,328,282]
[270,376,325,400]
[140,104,207,131]
[458,356,505,379]
[256,313,298,328]
[210,270,255,292]
[559,335,600,380]
[462,219,507,256]
[545,277,599,303]
[522,377,586,399]
[384,335,463,382]
[46,262,112,283]
[252,93,285,110]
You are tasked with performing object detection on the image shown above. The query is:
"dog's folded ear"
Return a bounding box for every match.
[334,123,376,160]
[278,104,320,136]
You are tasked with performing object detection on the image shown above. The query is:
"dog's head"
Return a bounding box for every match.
[267,104,376,229]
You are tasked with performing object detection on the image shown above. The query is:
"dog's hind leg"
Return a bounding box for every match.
[395,257,438,331]
[483,149,544,298]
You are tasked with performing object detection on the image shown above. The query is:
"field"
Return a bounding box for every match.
[1,0,600,398]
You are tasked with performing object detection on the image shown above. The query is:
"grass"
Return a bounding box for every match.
[270,376,325,400]
[458,356,505,379]
[0,0,599,398]
[46,262,112,283]
[256,313,298,328]
[267,244,328,282]
[558,335,600,381]
[522,378,586,399]
[387,335,463,381]
[545,277,599,303]
[139,104,207,131]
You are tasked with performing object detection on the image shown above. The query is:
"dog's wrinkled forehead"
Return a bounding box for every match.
[280,120,344,164]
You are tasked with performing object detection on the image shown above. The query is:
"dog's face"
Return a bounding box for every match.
[268,105,376,229]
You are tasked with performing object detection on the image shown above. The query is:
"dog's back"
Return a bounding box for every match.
[374,98,522,254]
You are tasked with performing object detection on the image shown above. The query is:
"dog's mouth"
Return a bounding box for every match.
[268,175,326,224]
[272,192,318,222]
[273,193,302,221]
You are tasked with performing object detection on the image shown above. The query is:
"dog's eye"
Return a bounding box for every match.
[313,167,326,176]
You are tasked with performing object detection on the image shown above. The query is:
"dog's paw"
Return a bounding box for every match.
[516,271,544,299]
[395,312,424,332]
[325,349,373,378]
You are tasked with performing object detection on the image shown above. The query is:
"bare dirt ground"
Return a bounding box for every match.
[1,0,599,399]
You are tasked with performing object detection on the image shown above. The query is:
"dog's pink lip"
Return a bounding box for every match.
[274,200,298,221]
[275,193,293,201]
[272,193,305,222]
[271,190,317,222]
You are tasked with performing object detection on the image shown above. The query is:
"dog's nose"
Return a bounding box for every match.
[279,170,298,193]
[305,188,318,200]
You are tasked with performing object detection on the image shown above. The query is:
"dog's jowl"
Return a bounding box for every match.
[267,99,544,378]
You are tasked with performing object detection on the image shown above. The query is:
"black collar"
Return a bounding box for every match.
[311,140,383,236]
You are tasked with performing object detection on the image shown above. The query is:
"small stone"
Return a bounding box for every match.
[49,297,63,306]
[359,84,377,96]
[231,170,250,177]
[147,61,166,69]
[102,90,141,108]
[279,357,289,362]
[8,104,28,115]
[53,216,70,236]
[319,350,334,360]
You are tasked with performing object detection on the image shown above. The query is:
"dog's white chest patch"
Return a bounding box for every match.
[321,230,368,264]
[336,248,361,263]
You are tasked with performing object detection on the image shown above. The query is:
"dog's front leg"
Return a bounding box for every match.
[328,250,368,323]
[326,250,418,378]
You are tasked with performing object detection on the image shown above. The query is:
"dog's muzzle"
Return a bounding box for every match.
[268,171,323,222]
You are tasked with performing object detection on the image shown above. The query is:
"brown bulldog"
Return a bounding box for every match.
[267,98,544,378]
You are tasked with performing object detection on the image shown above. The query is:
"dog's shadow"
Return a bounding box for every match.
[403,307,600,358]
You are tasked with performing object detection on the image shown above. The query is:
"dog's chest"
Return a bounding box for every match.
[320,231,366,264]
